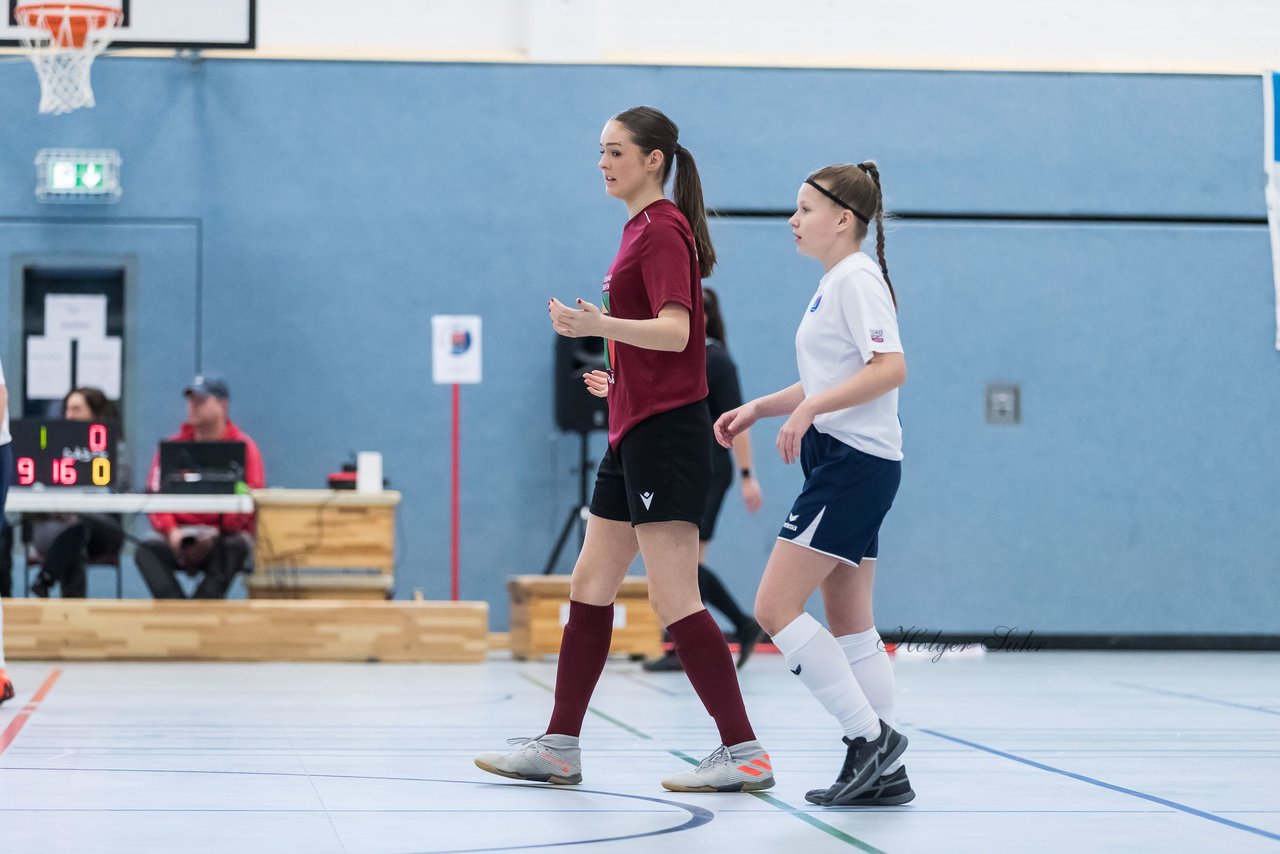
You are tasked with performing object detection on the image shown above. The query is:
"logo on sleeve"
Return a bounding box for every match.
[870,328,885,343]
[809,295,822,313]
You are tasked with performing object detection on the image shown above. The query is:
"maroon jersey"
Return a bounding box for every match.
[602,199,708,448]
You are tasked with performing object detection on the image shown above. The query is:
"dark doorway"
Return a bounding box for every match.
[21,265,127,419]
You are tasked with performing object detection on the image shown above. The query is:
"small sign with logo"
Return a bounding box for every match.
[431,315,483,384]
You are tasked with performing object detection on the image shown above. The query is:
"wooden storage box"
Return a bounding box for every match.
[249,489,400,599]
[507,574,662,660]
[4,598,489,663]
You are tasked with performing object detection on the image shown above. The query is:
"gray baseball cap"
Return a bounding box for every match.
[184,374,230,400]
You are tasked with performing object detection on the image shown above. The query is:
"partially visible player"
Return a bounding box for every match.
[1,356,15,705]
[641,285,764,672]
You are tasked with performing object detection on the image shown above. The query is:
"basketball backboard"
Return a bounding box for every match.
[1,0,254,50]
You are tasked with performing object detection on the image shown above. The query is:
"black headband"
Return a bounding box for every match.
[805,179,869,224]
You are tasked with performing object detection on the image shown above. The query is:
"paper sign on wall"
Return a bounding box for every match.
[76,337,123,399]
[431,315,483,385]
[44,294,107,341]
[26,336,73,399]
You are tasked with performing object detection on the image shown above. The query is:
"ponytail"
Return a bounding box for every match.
[673,145,716,278]
[613,106,717,278]
[808,161,897,309]
[857,161,895,309]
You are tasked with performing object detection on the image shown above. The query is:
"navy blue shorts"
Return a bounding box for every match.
[777,427,900,566]
[0,442,10,516]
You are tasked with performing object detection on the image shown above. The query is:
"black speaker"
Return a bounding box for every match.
[554,335,609,433]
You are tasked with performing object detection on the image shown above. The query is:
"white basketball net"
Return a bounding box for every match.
[15,4,123,115]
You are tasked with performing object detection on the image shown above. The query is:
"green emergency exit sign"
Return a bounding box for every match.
[35,148,122,203]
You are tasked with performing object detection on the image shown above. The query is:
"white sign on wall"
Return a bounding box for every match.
[76,337,123,399]
[431,315,483,385]
[44,294,107,340]
[25,336,72,399]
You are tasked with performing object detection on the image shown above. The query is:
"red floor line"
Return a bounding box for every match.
[0,713,32,755]
[31,669,63,703]
[0,669,63,756]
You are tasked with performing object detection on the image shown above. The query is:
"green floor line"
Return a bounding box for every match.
[518,673,653,741]
[517,671,887,851]
[750,793,889,854]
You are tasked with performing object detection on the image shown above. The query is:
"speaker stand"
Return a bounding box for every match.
[543,429,594,574]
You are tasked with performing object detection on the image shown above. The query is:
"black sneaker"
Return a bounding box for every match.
[735,620,763,669]
[31,572,53,598]
[814,722,908,806]
[642,652,684,672]
[805,765,915,806]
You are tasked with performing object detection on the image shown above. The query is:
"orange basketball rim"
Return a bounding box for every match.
[15,3,122,49]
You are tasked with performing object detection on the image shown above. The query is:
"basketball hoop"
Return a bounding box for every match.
[14,3,123,114]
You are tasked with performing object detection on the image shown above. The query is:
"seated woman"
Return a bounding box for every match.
[29,387,128,598]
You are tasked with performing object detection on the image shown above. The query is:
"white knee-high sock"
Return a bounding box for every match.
[839,627,901,770]
[772,613,880,740]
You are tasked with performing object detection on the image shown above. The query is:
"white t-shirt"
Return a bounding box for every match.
[795,251,903,460]
[0,356,10,446]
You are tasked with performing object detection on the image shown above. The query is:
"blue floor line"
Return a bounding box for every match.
[1113,681,1280,717]
[917,727,1280,843]
[0,766,714,852]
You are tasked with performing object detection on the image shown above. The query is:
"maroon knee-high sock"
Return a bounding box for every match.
[546,600,614,737]
[669,609,757,745]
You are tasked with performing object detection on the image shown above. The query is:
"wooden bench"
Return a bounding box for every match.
[507,574,662,660]
[3,598,489,662]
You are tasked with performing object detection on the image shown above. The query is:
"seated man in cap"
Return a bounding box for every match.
[135,375,265,599]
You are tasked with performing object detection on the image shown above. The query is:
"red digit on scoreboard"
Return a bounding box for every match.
[54,458,78,485]
[89,423,108,453]
[17,457,35,485]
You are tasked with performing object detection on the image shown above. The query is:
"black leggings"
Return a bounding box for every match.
[36,515,125,598]
[697,563,751,628]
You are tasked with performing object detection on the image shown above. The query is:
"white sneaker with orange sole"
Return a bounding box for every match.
[661,740,775,792]
[474,734,583,785]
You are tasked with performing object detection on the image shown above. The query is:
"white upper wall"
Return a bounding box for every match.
[252,0,1280,73]
[1,0,1271,72]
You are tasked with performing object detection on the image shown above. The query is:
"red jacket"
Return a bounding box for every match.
[146,420,265,535]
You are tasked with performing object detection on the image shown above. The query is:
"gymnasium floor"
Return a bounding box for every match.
[1,651,1276,853]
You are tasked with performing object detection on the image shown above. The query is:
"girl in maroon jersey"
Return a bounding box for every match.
[475,106,773,793]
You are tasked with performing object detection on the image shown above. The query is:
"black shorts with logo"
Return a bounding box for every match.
[589,399,712,527]
[698,448,733,541]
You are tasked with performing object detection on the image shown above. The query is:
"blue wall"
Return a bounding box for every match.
[2,59,1277,633]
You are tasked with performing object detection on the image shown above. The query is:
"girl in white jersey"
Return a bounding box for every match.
[716,162,912,807]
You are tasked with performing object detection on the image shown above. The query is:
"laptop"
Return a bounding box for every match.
[158,441,247,494]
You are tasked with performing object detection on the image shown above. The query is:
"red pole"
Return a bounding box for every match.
[451,382,460,601]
